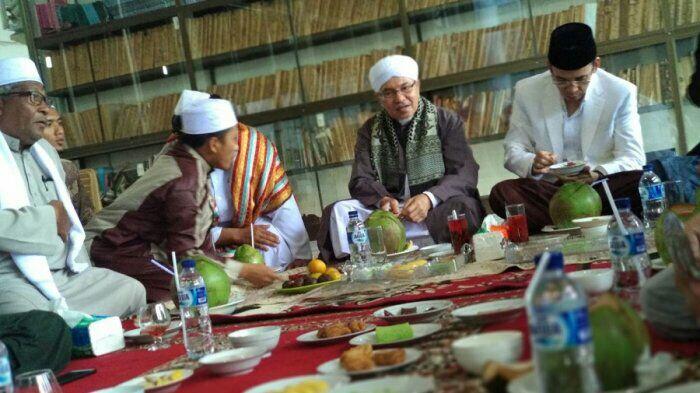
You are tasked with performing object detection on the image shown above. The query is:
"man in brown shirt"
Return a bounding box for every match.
[317,55,485,262]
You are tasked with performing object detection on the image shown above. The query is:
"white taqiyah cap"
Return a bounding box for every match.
[368,55,419,92]
[180,98,237,135]
[0,57,43,87]
[174,89,212,115]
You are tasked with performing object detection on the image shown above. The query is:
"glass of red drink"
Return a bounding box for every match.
[506,203,529,243]
[137,303,172,351]
[447,213,471,256]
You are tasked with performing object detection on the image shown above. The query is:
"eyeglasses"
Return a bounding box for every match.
[378,81,417,100]
[0,90,53,106]
[551,75,592,87]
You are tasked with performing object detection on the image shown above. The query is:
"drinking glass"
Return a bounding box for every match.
[506,203,529,243]
[447,213,471,255]
[137,303,171,351]
[14,369,62,393]
[367,226,387,264]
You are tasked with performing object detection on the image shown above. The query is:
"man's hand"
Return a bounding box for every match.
[400,194,431,223]
[673,214,700,321]
[531,151,557,175]
[223,226,280,251]
[48,200,70,242]
[379,196,400,215]
[286,258,311,270]
[555,167,601,184]
[239,264,282,288]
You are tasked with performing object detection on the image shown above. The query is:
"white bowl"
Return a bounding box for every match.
[198,347,267,375]
[571,215,612,229]
[228,325,281,354]
[568,269,614,294]
[451,331,523,374]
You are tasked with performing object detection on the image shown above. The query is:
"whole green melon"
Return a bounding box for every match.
[364,210,406,254]
[590,293,650,390]
[234,244,264,264]
[655,204,697,265]
[549,182,602,228]
[170,255,231,307]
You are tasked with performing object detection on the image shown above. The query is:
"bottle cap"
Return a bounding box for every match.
[643,164,653,172]
[182,259,195,269]
[614,197,631,210]
[534,251,564,270]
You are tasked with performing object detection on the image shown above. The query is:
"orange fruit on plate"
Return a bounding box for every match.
[308,259,327,274]
[325,267,342,281]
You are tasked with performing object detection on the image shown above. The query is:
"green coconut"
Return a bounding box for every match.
[364,210,407,254]
[590,293,650,390]
[170,255,231,307]
[655,189,700,265]
[549,182,603,228]
[234,244,264,264]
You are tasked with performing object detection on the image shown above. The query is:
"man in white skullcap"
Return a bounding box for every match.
[317,55,485,261]
[0,57,146,317]
[86,91,280,301]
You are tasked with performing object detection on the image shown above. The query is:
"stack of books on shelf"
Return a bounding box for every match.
[290,0,400,37]
[302,109,374,167]
[300,48,403,102]
[433,88,513,140]
[62,93,178,148]
[615,62,669,107]
[671,0,700,26]
[414,5,583,79]
[186,0,289,59]
[595,0,664,42]
[210,69,302,115]
[48,23,183,91]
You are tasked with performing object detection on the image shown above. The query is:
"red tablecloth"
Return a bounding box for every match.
[60,263,700,392]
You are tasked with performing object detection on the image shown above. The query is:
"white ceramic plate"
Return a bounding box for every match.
[419,243,453,257]
[118,369,193,393]
[541,225,581,235]
[124,321,181,339]
[243,374,350,393]
[210,294,246,315]
[297,324,376,345]
[349,323,441,348]
[333,375,435,393]
[387,244,420,259]
[317,348,422,377]
[373,300,452,324]
[452,298,525,325]
[549,160,586,176]
[509,365,684,393]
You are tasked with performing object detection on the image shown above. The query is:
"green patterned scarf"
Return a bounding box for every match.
[370,97,445,193]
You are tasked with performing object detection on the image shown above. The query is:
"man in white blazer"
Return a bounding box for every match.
[489,23,646,232]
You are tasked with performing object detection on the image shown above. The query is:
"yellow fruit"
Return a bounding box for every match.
[308,259,327,274]
[326,268,341,281]
[310,272,322,279]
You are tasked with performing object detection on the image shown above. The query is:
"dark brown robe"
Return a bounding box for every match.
[317,106,486,262]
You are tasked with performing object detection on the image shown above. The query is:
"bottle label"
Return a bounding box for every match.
[178,285,207,307]
[641,183,665,201]
[0,356,11,387]
[609,232,647,257]
[530,306,592,350]
[352,227,369,245]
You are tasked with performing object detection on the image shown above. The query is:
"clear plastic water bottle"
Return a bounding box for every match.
[346,211,371,266]
[607,198,651,309]
[0,340,12,393]
[638,164,666,229]
[178,259,214,359]
[526,252,600,393]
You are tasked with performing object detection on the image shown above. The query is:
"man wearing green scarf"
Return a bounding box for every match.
[318,55,485,261]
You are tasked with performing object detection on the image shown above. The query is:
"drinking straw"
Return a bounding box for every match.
[149,259,174,276]
[600,178,628,235]
[525,251,550,305]
[250,223,255,248]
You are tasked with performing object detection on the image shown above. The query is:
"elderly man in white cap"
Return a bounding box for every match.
[317,55,485,262]
[0,57,146,316]
[86,90,280,302]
